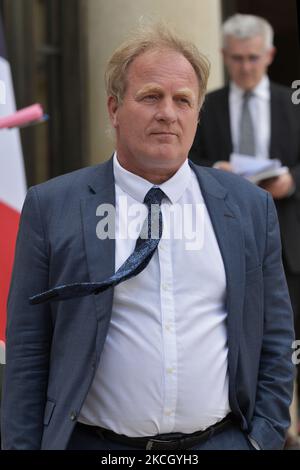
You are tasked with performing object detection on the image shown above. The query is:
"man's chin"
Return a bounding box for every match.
[237,79,258,91]
[147,152,185,167]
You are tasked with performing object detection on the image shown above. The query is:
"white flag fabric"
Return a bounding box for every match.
[0,15,26,359]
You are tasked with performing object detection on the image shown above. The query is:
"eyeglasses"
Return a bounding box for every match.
[228,54,264,64]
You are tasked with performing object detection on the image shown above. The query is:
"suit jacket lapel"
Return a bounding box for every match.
[80,158,115,323]
[217,86,232,160]
[190,162,245,396]
[270,83,281,160]
[270,82,291,163]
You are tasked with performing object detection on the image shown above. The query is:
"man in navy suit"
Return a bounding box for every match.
[1,23,294,450]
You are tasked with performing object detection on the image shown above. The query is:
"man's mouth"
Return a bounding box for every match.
[151,131,177,136]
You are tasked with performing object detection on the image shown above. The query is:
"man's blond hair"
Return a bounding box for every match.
[105,23,210,109]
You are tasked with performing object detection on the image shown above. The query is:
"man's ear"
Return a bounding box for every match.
[266,46,276,66]
[107,96,119,128]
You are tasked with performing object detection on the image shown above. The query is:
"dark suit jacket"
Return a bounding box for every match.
[1,158,294,449]
[189,83,300,274]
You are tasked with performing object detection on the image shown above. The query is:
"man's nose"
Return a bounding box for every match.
[155,98,177,122]
[240,59,253,73]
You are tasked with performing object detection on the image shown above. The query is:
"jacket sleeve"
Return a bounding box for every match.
[249,192,295,449]
[1,186,52,449]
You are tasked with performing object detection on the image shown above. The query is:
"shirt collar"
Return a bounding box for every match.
[113,153,192,204]
[253,75,270,100]
[230,75,270,101]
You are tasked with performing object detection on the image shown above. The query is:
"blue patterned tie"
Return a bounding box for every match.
[29,187,165,304]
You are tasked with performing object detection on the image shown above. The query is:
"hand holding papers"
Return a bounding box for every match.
[230,153,288,184]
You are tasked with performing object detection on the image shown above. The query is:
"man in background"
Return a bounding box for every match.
[189,13,300,448]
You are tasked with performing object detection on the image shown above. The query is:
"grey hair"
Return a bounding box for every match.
[105,22,210,109]
[222,14,274,50]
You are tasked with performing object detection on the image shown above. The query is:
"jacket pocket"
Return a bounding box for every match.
[43,398,56,426]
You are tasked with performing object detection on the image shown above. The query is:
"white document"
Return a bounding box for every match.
[230,153,288,184]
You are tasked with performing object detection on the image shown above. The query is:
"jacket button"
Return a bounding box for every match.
[70,411,77,421]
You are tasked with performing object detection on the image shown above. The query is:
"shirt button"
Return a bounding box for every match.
[167,367,174,374]
[165,410,173,416]
[162,283,169,291]
[165,324,171,331]
[70,411,77,421]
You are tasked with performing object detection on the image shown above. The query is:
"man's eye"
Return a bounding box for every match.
[177,97,191,105]
[231,56,243,63]
[249,55,260,62]
[142,95,158,102]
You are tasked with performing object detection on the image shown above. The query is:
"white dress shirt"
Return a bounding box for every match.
[79,154,230,436]
[229,75,271,159]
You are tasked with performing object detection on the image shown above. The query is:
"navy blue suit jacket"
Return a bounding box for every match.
[1,158,295,449]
